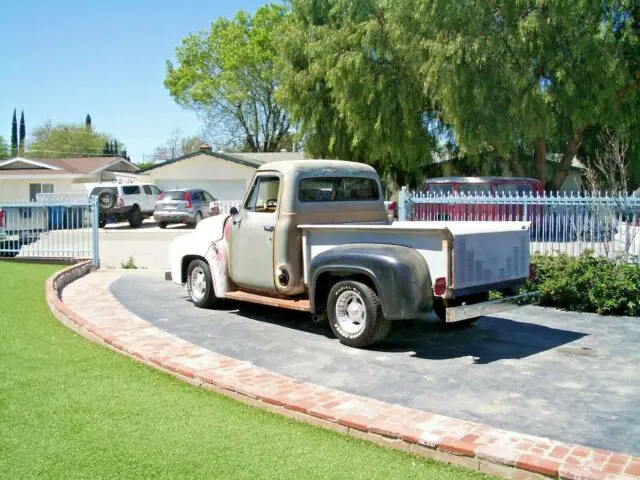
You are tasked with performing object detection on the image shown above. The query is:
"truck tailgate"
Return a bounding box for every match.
[447,222,530,293]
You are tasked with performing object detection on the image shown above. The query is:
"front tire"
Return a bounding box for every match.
[187,259,217,308]
[157,221,167,229]
[327,280,391,348]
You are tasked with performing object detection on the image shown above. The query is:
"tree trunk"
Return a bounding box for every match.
[552,127,585,190]
[534,138,547,182]
[509,152,525,177]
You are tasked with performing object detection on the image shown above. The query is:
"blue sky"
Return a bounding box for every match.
[0,0,267,162]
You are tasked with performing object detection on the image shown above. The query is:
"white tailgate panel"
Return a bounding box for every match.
[452,229,529,289]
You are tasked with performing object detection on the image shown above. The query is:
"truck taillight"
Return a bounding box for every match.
[529,263,537,281]
[0,209,4,227]
[387,201,396,211]
[433,277,447,296]
[184,192,192,209]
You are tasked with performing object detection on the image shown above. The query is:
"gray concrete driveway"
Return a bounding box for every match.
[111,272,640,455]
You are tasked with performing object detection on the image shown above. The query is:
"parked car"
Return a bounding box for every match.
[423,176,545,222]
[154,189,217,229]
[88,183,162,228]
[169,160,536,348]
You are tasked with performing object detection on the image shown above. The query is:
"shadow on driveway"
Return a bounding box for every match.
[199,297,586,364]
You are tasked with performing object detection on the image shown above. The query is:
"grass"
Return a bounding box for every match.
[0,262,491,480]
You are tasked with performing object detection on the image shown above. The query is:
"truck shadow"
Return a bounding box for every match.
[373,316,587,364]
[224,301,587,365]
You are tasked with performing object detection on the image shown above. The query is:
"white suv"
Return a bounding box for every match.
[89,183,162,228]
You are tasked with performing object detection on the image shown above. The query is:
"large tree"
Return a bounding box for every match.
[391,0,639,188]
[279,0,437,186]
[165,4,291,152]
[28,121,124,158]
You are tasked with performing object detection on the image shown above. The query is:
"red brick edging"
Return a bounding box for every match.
[46,265,640,480]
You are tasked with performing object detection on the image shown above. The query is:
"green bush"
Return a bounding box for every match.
[523,252,640,316]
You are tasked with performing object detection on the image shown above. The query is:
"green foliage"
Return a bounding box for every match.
[524,253,640,316]
[11,108,17,157]
[134,160,156,170]
[0,263,484,480]
[165,4,291,152]
[28,121,123,158]
[279,0,436,187]
[0,136,9,159]
[120,256,138,269]
[19,110,25,154]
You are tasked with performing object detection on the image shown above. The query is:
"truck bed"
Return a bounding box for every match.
[300,221,531,295]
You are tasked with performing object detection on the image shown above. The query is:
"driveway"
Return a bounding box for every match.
[110,272,640,455]
[18,219,186,269]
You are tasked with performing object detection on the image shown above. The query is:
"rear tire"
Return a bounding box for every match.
[157,221,167,229]
[327,280,391,348]
[187,259,217,308]
[128,206,143,228]
[433,293,489,327]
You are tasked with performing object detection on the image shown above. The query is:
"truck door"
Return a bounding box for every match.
[228,174,280,292]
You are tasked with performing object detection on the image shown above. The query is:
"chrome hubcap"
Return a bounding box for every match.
[335,291,366,335]
[190,266,207,301]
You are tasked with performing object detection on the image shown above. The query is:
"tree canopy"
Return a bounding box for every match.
[278,0,639,189]
[152,129,205,161]
[28,122,124,158]
[0,136,9,159]
[165,4,292,153]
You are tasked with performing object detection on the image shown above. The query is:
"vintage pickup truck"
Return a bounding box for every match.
[169,160,535,348]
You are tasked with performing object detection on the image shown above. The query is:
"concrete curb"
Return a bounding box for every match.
[47,265,640,480]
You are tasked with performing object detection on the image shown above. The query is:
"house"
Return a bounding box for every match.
[138,145,304,200]
[0,156,139,202]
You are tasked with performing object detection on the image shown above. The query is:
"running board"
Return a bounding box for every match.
[224,290,311,312]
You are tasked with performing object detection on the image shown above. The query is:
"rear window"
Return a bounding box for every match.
[426,184,453,196]
[458,183,491,196]
[496,183,534,196]
[121,186,140,195]
[299,177,380,202]
[162,191,187,201]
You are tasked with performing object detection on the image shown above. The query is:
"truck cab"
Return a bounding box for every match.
[170,160,536,348]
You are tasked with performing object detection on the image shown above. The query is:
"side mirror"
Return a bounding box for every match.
[229,206,240,224]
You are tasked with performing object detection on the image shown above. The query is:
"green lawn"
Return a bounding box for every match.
[0,263,490,479]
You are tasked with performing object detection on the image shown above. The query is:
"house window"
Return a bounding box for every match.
[29,183,54,201]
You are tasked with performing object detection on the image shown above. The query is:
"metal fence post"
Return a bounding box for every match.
[91,196,100,269]
[398,186,408,221]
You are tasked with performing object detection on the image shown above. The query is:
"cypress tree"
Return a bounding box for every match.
[113,140,118,156]
[11,109,17,157]
[103,141,110,154]
[85,114,92,130]
[19,110,25,155]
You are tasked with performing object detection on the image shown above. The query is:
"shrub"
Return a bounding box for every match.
[120,256,138,269]
[523,252,640,316]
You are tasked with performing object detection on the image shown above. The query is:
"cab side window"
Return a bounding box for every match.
[244,176,280,213]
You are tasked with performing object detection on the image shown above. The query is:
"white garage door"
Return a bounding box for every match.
[155,180,246,201]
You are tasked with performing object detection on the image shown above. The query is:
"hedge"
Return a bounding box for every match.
[522,252,640,316]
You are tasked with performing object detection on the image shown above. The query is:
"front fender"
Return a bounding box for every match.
[308,243,433,320]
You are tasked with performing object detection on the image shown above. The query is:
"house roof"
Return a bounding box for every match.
[0,156,139,176]
[138,149,305,173]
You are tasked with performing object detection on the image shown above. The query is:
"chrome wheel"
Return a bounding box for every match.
[189,265,207,302]
[335,290,366,335]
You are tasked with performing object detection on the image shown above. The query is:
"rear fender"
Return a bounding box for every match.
[308,243,433,320]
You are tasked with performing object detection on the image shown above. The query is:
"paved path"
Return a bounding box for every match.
[109,271,640,456]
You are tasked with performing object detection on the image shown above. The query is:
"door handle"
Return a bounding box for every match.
[263,225,274,232]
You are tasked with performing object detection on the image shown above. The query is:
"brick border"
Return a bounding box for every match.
[47,266,640,480]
